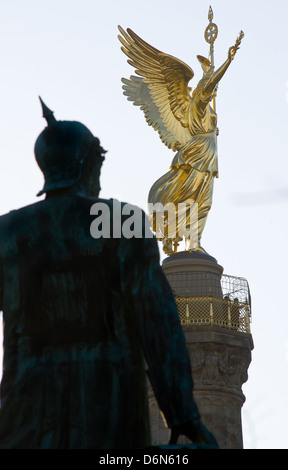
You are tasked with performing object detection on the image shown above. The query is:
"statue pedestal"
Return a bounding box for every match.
[162,250,223,298]
[148,251,253,449]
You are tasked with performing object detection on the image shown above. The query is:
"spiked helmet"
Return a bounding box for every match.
[35,98,106,196]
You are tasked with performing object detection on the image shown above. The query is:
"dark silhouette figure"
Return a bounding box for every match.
[0,99,217,449]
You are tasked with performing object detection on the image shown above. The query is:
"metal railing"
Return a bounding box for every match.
[169,273,251,334]
[175,295,251,333]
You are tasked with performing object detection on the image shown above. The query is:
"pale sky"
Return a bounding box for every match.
[0,0,288,449]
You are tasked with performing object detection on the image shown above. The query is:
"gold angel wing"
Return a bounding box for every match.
[118,26,193,152]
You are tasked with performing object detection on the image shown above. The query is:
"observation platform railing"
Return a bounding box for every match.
[175,295,251,333]
[169,273,251,334]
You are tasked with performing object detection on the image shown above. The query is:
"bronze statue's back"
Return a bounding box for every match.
[0,195,150,448]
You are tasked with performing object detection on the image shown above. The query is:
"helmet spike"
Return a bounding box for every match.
[39,96,57,125]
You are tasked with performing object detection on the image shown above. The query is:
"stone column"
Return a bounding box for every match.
[184,325,253,449]
[148,251,253,449]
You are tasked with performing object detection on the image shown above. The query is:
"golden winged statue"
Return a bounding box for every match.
[118,23,243,256]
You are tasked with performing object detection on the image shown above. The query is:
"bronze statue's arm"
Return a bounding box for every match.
[135,237,217,446]
[119,227,217,446]
[119,230,199,427]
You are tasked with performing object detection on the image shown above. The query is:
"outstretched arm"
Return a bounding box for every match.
[203,31,244,96]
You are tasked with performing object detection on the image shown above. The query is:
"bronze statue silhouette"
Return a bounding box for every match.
[0,99,217,449]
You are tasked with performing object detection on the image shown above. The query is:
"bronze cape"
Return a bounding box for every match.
[0,196,198,449]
